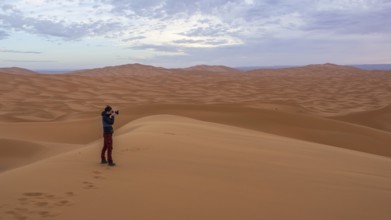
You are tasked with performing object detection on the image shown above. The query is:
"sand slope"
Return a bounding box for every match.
[332,104,391,132]
[116,104,391,157]
[0,67,38,75]
[0,138,81,172]
[0,115,390,220]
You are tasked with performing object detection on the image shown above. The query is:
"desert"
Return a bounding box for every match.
[0,63,391,220]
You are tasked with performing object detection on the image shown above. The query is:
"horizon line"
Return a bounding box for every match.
[2,63,391,73]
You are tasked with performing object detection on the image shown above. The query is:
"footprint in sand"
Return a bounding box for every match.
[92,170,105,180]
[65,191,75,197]
[4,210,28,220]
[17,198,28,204]
[56,200,71,206]
[2,191,75,219]
[164,132,176,135]
[35,201,49,207]
[82,181,96,189]
[23,192,44,197]
[81,169,108,190]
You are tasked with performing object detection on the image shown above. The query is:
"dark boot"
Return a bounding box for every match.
[101,159,108,164]
[108,162,116,166]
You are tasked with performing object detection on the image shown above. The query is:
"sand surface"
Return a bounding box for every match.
[1,64,391,219]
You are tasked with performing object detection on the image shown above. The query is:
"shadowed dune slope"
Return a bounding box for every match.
[0,139,45,172]
[332,104,391,132]
[0,138,81,172]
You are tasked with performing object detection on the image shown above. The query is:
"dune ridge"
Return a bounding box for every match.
[0,67,39,75]
[180,64,241,73]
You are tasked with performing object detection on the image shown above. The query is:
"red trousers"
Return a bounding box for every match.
[101,133,113,163]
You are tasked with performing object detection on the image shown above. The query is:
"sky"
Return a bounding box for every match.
[0,0,390,70]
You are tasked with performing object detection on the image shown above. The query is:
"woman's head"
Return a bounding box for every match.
[104,105,112,114]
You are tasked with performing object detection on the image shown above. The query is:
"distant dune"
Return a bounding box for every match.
[0,67,39,75]
[1,63,390,120]
[247,63,363,74]
[70,63,173,76]
[1,63,391,220]
[237,63,391,71]
[180,65,241,73]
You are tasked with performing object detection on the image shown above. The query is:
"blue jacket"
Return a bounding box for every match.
[102,111,115,134]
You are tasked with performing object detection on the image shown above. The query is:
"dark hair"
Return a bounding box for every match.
[104,105,112,112]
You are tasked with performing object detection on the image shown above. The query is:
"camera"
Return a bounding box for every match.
[108,110,119,118]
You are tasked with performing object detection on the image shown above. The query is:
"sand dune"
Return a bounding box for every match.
[1,115,390,220]
[180,65,241,73]
[1,64,391,122]
[0,67,38,75]
[1,63,391,219]
[2,104,390,162]
[0,138,45,172]
[71,63,173,77]
[0,138,81,172]
[117,104,391,157]
[332,104,391,132]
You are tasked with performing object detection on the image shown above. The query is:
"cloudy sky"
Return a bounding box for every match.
[0,0,390,70]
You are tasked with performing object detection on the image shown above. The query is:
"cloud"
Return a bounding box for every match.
[0,49,42,54]
[0,0,390,68]
[31,19,123,39]
[99,0,238,17]
[181,24,229,37]
[173,39,205,44]
[122,36,146,42]
[127,31,391,67]
[0,30,9,39]
[0,0,269,44]
[173,38,231,47]
[2,0,388,43]
[304,5,391,34]
[3,59,56,63]
[130,44,184,53]
[0,6,124,40]
[1,0,390,39]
